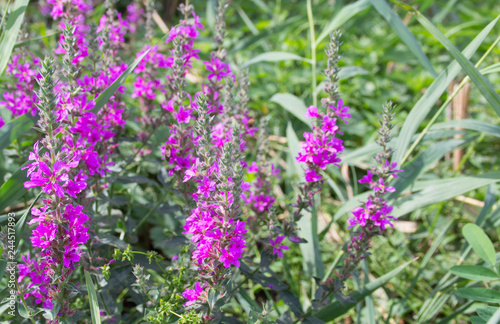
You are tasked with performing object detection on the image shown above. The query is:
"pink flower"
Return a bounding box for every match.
[358,170,373,184]
[373,178,396,193]
[182,282,206,306]
[305,168,322,182]
[63,246,80,268]
[197,176,216,198]
[306,105,320,118]
[24,161,68,197]
[270,235,289,258]
[329,98,351,123]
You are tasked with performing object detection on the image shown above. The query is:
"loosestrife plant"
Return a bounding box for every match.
[0,1,410,323]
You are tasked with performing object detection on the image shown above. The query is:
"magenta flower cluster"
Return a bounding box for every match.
[298,98,350,182]
[0,55,41,121]
[348,161,402,230]
[16,1,147,319]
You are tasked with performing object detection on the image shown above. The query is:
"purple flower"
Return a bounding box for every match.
[204,57,232,81]
[358,170,373,184]
[63,246,80,268]
[305,168,322,182]
[270,235,289,258]
[182,281,206,306]
[373,178,396,193]
[329,98,351,123]
[306,105,320,119]
[24,161,68,197]
[197,176,216,198]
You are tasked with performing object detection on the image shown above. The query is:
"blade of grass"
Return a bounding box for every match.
[371,0,436,76]
[271,93,312,128]
[90,35,168,114]
[85,271,102,324]
[315,0,370,46]
[415,12,500,116]
[0,0,29,76]
[307,0,317,107]
[242,52,311,68]
[393,15,499,165]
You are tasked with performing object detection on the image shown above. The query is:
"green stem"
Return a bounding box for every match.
[131,199,163,233]
[307,0,317,107]
[17,282,36,324]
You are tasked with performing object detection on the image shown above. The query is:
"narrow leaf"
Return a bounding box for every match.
[85,271,102,324]
[416,13,500,116]
[393,15,499,165]
[462,223,496,267]
[316,0,370,46]
[242,52,311,68]
[0,114,36,152]
[456,288,500,303]
[392,172,500,218]
[431,119,500,138]
[371,0,436,76]
[272,93,312,128]
[0,0,30,76]
[90,45,154,113]
[450,265,499,281]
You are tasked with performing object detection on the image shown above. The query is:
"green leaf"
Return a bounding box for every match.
[90,44,155,114]
[477,306,498,321]
[431,119,500,138]
[456,288,500,303]
[0,114,36,152]
[392,15,499,165]
[231,17,300,54]
[370,0,436,76]
[242,52,311,68]
[14,191,42,250]
[415,13,500,117]
[487,307,500,324]
[0,0,30,76]
[315,260,412,321]
[462,223,496,267]
[315,0,370,46]
[272,93,312,128]
[392,172,500,218]
[450,265,499,281]
[85,271,101,324]
[0,164,29,213]
[387,138,468,200]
